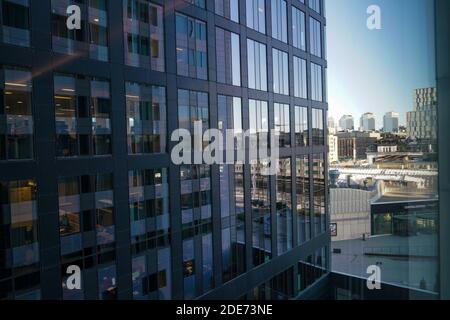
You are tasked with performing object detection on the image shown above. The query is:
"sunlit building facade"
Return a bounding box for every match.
[383,111,399,133]
[407,88,437,140]
[338,114,354,131]
[359,112,375,132]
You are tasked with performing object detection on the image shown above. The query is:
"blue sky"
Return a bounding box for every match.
[325,0,436,128]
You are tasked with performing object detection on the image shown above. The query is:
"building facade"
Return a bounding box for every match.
[0,0,329,300]
[359,112,375,132]
[383,111,399,133]
[329,188,372,242]
[407,88,437,140]
[338,114,354,131]
[336,131,379,161]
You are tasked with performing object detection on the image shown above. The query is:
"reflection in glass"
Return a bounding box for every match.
[2,0,30,47]
[246,0,265,34]
[51,0,109,61]
[216,28,241,87]
[176,13,208,80]
[271,0,287,43]
[124,0,164,71]
[277,158,293,255]
[251,162,272,266]
[1,67,33,160]
[126,83,166,154]
[215,0,239,23]
[272,48,289,95]
[247,39,267,91]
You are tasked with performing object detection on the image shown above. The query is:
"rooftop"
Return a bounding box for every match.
[373,191,438,204]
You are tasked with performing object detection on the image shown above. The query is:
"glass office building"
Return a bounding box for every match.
[1,0,449,302]
[0,0,329,300]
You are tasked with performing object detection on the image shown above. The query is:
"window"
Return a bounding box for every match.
[183,239,195,298]
[1,0,30,46]
[180,165,212,231]
[184,0,205,8]
[220,164,246,283]
[176,13,208,80]
[129,168,171,300]
[296,156,310,243]
[180,164,214,298]
[218,96,246,282]
[249,99,269,147]
[215,0,239,23]
[271,0,287,43]
[293,56,307,99]
[218,95,242,150]
[251,161,272,266]
[309,0,321,14]
[58,177,82,256]
[51,0,109,61]
[277,158,293,255]
[312,108,324,146]
[0,67,33,160]
[295,106,308,147]
[311,63,323,102]
[0,180,39,275]
[310,17,322,58]
[247,39,267,91]
[178,89,209,152]
[124,1,164,71]
[272,48,289,95]
[202,233,214,293]
[88,0,109,61]
[292,6,306,51]
[249,100,270,266]
[216,28,241,86]
[58,173,115,255]
[246,0,265,34]
[54,74,111,157]
[312,154,326,235]
[131,247,171,300]
[91,80,112,155]
[95,173,115,247]
[129,168,169,251]
[126,83,166,154]
[0,179,41,299]
[274,103,291,148]
[98,265,117,300]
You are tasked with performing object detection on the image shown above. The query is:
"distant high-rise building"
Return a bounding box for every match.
[328,116,336,129]
[407,88,437,140]
[339,115,354,131]
[383,112,399,133]
[360,113,376,132]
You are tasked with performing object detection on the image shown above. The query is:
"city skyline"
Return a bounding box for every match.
[331,110,402,131]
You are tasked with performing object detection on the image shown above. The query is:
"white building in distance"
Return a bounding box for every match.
[384,112,400,133]
[360,112,376,132]
[339,115,354,131]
